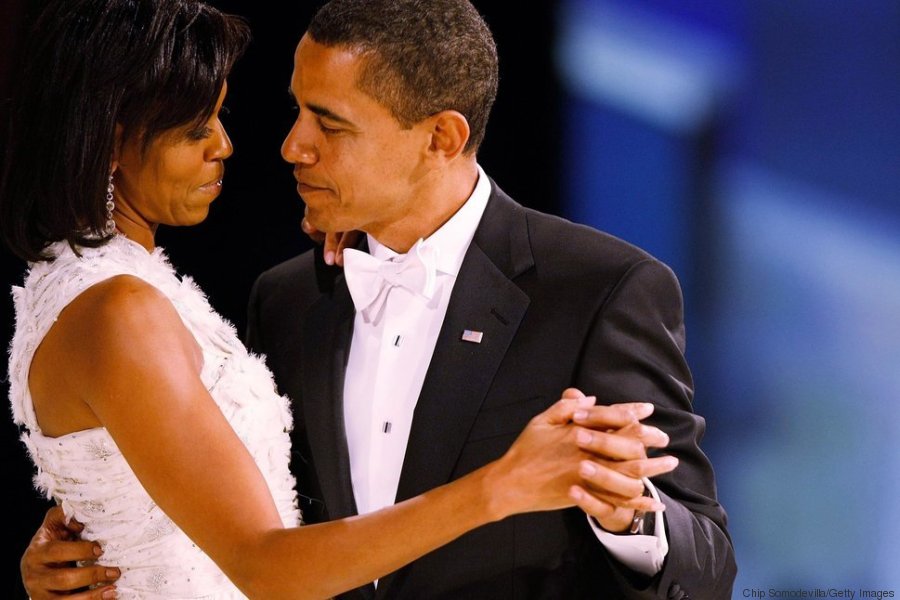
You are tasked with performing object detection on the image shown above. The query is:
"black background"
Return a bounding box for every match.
[1,1,562,595]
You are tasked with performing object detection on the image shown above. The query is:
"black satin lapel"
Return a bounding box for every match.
[374,190,533,599]
[374,244,529,599]
[310,243,376,600]
[301,276,359,521]
[395,244,530,501]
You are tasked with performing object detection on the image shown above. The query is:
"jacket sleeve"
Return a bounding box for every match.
[574,257,737,600]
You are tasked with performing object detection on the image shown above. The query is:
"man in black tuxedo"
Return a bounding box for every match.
[245,1,735,598]
[19,1,734,598]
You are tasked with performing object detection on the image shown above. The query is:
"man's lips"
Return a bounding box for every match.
[293,169,329,192]
[297,181,329,193]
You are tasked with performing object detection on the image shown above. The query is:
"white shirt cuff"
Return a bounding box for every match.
[587,477,669,576]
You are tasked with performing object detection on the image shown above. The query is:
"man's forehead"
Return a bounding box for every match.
[294,35,366,69]
[290,38,379,104]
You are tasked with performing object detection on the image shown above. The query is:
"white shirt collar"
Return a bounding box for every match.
[366,164,491,277]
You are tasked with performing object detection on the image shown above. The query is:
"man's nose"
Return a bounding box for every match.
[281,119,319,165]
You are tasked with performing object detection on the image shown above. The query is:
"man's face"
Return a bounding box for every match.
[282,35,430,237]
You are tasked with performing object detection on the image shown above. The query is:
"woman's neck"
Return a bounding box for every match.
[112,212,156,251]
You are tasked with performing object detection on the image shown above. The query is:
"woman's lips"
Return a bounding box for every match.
[199,178,224,193]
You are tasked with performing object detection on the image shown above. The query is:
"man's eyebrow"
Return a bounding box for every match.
[308,103,357,128]
[287,88,358,129]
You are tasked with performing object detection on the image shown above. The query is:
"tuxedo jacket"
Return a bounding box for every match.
[246,182,736,600]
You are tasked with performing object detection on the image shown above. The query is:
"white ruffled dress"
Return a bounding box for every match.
[8,236,301,598]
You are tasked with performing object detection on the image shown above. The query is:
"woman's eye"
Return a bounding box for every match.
[187,126,213,141]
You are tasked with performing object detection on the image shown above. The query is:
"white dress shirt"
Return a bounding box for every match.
[342,165,667,576]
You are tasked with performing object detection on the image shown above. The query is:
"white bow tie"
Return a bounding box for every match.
[343,239,438,323]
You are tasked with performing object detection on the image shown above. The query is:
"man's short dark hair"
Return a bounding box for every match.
[308,0,499,155]
[0,0,250,262]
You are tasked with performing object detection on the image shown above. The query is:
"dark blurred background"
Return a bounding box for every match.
[3,0,899,597]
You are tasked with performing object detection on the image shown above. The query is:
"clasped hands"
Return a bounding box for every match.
[490,388,677,534]
[565,388,676,533]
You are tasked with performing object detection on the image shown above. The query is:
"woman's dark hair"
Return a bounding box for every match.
[0,0,250,262]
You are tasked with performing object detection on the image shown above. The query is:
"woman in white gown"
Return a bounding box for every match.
[2,1,670,598]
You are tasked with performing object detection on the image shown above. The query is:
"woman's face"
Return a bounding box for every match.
[113,84,232,230]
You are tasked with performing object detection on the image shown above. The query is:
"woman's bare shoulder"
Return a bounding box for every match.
[50,274,202,384]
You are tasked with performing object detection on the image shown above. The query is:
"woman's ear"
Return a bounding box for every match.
[110,123,124,173]
[425,110,470,163]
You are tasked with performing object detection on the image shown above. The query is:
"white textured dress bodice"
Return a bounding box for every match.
[8,236,301,598]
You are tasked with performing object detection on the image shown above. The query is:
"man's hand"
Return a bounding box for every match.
[21,506,119,599]
[562,388,677,533]
[301,206,360,266]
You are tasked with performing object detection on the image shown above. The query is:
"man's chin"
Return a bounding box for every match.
[307,218,350,239]
[305,215,330,233]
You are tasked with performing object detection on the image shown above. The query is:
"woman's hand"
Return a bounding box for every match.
[301,206,359,266]
[20,506,119,599]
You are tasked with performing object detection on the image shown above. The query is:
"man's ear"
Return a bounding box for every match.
[425,110,470,163]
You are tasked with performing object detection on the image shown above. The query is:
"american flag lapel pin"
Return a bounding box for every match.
[461,329,484,344]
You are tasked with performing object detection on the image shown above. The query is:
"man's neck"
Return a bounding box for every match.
[367,161,480,253]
